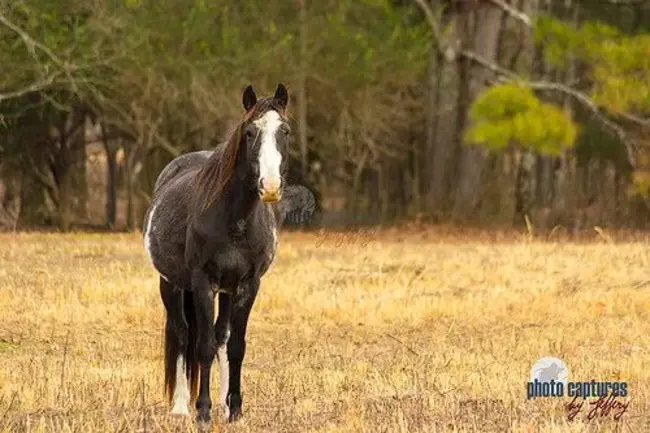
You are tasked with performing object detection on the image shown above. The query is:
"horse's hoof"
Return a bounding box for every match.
[226,394,242,422]
[195,418,212,432]
[227,407,242,423]
[195,412,212,431]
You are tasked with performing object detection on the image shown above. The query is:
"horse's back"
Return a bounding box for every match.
[153,150,214,195]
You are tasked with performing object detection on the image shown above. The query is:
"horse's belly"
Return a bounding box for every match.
[150,238,189,285]
[214,271,243,291]
[144,211,189,285]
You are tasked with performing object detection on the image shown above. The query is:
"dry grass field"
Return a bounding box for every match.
[1,227,649,432]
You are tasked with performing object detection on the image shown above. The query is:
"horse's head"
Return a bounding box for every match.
[239,84,291,204]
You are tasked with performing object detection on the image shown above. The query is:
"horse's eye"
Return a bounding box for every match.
[281,126,291,136]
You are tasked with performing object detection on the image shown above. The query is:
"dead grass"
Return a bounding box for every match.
[0,228,649,432]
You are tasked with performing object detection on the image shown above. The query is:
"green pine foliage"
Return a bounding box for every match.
[468,12,648,196]
[534,14,650,117]
[534,14,650,194]
[464,83,578,155]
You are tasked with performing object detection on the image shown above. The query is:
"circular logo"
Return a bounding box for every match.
[530,356,569,386]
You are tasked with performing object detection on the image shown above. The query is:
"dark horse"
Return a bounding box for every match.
[143,84,297,425]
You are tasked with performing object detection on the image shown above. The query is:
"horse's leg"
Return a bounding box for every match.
[214,293,232,420]
[160,277,190,416]
[226,277,260,422]
[191,269,216,424]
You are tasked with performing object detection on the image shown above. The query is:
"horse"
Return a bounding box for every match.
[142,83,301,425]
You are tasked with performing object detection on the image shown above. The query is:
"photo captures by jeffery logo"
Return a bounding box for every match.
[526,356,630,422]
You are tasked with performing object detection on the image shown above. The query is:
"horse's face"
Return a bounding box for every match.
[241,84,290,203]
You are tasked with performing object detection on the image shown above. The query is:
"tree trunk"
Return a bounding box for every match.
[126,162,135,231]
[551,0,578,227]
[297,0,309,179]
[602,160,616,226]
[47,107,87,232]
[124,142,141,232]
[535,155,554,207]
[428,3,460,218]
[53,113,72,232]
[452,1,503,221]
[103,123,119,230]
[366,168,380,222]
[18,171,51,227]
[423,47,439,210]
[514,150,537,226]
[0,169,19,228]
[57,166,72,232]
[70,133,88,221]
[499,149,518,224]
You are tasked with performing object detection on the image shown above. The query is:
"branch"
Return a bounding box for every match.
[460,50,517,79]
[0,12,66,69]
[460,49,640,167]
[89,125,136,144]
[526,81,636,163]
[147,137,181,158]
[0,73,62,102]
[486,0,532,27]
[413,0,449,56]
[0,11,79,93]
[183,121,215,143]
[614,111,650,129]
[602,0,644,4]
[413,0,443,45]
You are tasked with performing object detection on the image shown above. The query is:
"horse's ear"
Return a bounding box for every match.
[273,83,289,110]
[243,85,257,111]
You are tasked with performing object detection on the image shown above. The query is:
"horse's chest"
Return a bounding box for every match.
[207,249,249,289]
[207,232,276,289]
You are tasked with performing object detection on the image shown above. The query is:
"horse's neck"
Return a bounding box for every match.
[219,173,260,226]
[229,190,258,224]
[194,150,271,235]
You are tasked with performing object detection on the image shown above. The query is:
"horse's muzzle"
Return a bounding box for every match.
[259,177,282,203]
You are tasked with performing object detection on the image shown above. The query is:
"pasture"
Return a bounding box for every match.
[0,229,649,432]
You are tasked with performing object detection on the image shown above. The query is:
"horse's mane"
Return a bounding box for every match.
[191,97,287,212]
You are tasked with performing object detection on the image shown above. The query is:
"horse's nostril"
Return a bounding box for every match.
[260,177,281,192]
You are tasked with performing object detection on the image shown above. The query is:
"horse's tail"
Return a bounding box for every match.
[163,290,200,404]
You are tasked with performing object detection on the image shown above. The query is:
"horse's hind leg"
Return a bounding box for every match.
[160,277,190,416]
[214,292,232,420]
[191,269,216,424]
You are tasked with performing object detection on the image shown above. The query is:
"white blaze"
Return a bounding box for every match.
[170,355,190,416]
[253,110,283,187]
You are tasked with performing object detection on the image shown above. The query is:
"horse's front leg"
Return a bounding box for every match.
[226,277,260,422]
[191,269,216,425]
